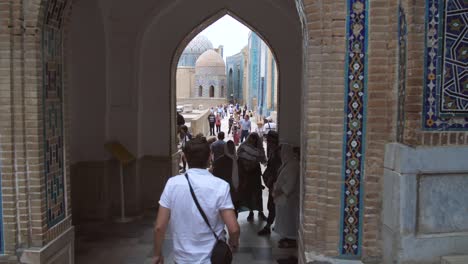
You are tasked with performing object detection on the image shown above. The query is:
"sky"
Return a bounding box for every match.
[197,15,251,61]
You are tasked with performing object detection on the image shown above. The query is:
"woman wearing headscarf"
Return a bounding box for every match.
[237,132,267,221]
[273,144,300,249]
[212,140,240,215]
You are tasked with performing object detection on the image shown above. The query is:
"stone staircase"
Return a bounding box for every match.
[441,255,468,264]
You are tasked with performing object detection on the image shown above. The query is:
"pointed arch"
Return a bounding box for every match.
[138,2,303,157]
[209,85,215,98]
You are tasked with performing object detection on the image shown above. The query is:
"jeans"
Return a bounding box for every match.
[266,191,276,226]
[240,130,249,142]
[209,124,215,136]
[216,125,221,133]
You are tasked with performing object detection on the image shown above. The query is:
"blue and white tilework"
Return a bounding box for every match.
[340,0,368,256]
[43,0,67,228]
[423,0,468,130]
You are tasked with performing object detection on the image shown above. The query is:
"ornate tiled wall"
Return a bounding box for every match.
[340,0,368,256]
[194,76,226,98]
[43,0,67,228]
[226,53,244,102]
[248,32,261,109]
[423,0,468,130]
[397,5,408,142]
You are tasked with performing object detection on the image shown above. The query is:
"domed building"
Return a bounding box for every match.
[176,34,226,102]
[194,49,226,98]
[176,35,214,99]
[178,35,213,67]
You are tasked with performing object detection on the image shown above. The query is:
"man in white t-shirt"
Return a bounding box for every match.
[263,117,277,135]
[152,136,240,264]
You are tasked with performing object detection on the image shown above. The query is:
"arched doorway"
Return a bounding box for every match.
[229,68,233,101]
[138,4,303,161]
[41,0,304,262]
[209,85,215,98]
[199,85,203,97]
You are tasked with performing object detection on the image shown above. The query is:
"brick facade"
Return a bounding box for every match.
[1,0,467,262]
[301,0,347,256]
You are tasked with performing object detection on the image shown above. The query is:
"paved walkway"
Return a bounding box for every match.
[75,188,297,264]
[74,115,296,263]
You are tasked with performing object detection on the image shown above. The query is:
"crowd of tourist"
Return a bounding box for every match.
[154,105,298,264]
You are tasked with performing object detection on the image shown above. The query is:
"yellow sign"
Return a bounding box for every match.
[104,141,135,165]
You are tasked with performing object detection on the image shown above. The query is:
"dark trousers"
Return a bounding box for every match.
[266,191,276,225]
[216,125,221,133]
[209,124,215,136]
[240,130,249,142]
[228,124,233,134]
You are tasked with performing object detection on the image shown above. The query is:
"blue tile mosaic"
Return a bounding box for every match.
[226,53,244,103]
[423,0,468,130]
[248,33,261,110]
[42,0,67,228]
[340,0,368,256]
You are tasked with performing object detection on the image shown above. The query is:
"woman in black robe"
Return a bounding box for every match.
[236,133,267,221]
[212,140,240,215]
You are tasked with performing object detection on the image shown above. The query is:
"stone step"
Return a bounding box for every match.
[441,255,468,264]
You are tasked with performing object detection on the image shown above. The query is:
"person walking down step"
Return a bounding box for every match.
[210,132,226,162]
[208,112,216,136]
[273,144,300,250]
[212,140,240,217]
[258,131,282,236]
[237,132,267,222]
[215,113,222,134]
[239,115,251,143]
[152,136,240,264]
[228,115,234,135]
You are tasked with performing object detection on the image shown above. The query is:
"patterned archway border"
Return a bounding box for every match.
[339,0,368,257]
[42,0,68,228]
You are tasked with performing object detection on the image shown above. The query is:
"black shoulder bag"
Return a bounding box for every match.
[185,173,233,264]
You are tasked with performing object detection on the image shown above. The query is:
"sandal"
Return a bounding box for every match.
[278,239,297,248]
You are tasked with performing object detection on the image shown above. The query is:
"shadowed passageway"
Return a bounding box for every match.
[75,188,297,263]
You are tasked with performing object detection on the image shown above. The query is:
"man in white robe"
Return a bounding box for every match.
[273,144,300,244]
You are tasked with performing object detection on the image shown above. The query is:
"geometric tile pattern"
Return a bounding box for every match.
[439,0,468,115]
[340,0,368,256]
[43,0,67,227]
[178,35,213,67]
[248,32,261,110]
[423,0,468,130]
[397,5,408,142]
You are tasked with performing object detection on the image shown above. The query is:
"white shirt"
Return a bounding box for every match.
[263,122,277,134]
[159,168,234,264]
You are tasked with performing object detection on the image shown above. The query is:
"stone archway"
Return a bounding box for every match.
[8,0,468,263]
[138,3,304,159]
[3,0,306,263]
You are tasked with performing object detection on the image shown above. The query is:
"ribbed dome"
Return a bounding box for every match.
[178,35,214,67]
[195,50,225,68]
[184,35,213,54]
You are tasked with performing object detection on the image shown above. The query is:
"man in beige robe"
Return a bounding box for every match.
[273,144,300,245]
